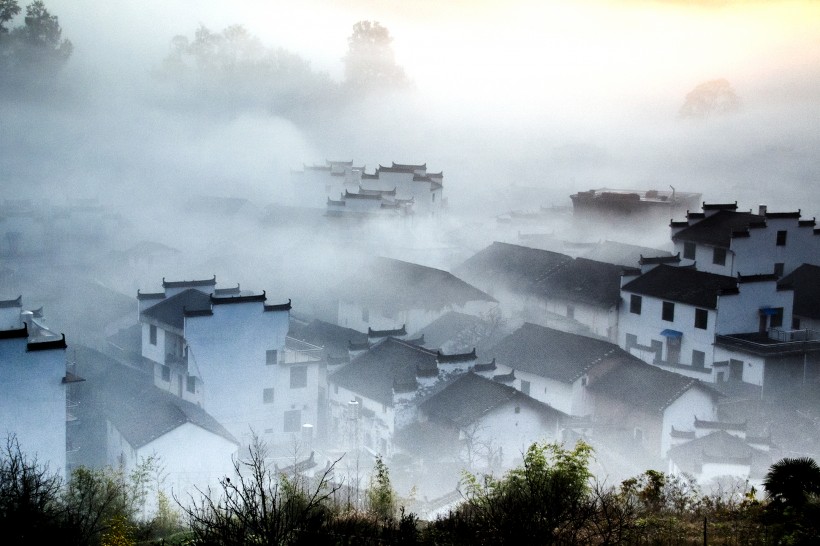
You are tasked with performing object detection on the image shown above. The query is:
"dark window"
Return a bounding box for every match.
[694,308,708,329]
[650,340,663,357]
[266,349,277,365]
[683,241,696,260]
[149,324,157,345]
[713,247,726,266]
[776,230,787,246]
[284,410,301,433]
[263,388,274,404]
[186,376,196,393]
[520,380,531,396]
[290,366,307,388]
[692,350,705,368]
[770,308,784,329]
[625,333,637,348]
[662,301,675,322]
[774,263,784,277]
[729,359,743,381]
[161,365,170,382]
[630,295,642,315]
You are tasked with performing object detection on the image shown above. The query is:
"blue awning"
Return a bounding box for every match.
[660,329,683,338]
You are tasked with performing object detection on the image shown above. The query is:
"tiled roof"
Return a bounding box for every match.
[587,359,719,413]
[328,337,438,405]
[667,430,770,478]
[74,345,237,449]
[779,263,820,319]
[491,323,628,383]
[341,257,495,313]
[391,162,426,170]
[288,318,367,358]
[672,210,762,247]
[162,276,216,289]
[419,371,565,428]
[27,334,67,351]
[453,242,573,295]
[582,241,674,268]
[141,289,211,330]
[0,295,22,308]
[621,264,738,309]
[533,257,633,308]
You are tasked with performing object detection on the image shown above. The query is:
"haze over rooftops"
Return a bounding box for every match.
[419,371,565,428]
[328,337,438,405]
[621,264,739,309]
[491,323,630,383]
[667,430,769,478]
[534,257,634,308]
[672,210,762,247]
[588,359,719,414]
[141,289,211,330]
[453,241,573,294]
[341,257,495,312]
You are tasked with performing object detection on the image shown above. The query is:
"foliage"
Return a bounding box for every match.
[0,0,72,92]
[762,457,820,544]
[179,435,342,545]
[367,455,396,521]
[156,24,336,117]
[455,441,594,544]
[343,20,410,93]
[679,78,740,120]
[0,435,65,543]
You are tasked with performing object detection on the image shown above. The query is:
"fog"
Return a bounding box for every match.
[3,0,820,506]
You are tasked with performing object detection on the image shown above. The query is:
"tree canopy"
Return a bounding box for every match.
[0,0,72,93]
[679,78,740,120]
[343,20,410,93]
[156,24,336,117]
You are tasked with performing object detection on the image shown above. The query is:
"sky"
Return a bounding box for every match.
[7,0,820,217]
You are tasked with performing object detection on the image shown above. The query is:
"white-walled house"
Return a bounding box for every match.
[137,277,321,449]
[413,371,567,471]
[671,203,818,278]
[587,358,720,458]
[0,297,70,477]
[619,265,794,384]
[326,337,480,458]
[336,257,497,334]
[489,323,634,416]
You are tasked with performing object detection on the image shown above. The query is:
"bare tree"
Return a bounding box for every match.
[180,435,342,545]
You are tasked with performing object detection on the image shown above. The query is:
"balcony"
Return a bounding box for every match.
[282,337,325,364]
[715,329,820,356]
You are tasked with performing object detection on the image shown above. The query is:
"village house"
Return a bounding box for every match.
[136,277,322,450]
[326,336,480,458]
[0,296,73,477]
[410,371,567,471]
[586,358,721,460]
[335,257,496,334]
[619,264,794,385]
[489,322,637,416]
[454,243,635,342]
[666,418,775,488]
[671,203,819,278]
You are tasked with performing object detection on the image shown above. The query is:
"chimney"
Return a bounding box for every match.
[758,204,767,216]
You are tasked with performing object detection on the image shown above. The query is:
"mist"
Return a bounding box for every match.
[3,0,820,516]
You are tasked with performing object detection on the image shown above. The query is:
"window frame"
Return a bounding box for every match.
[776,230,787,246]
[683,241,696,260]
[290,365,308,389]
[662,301,675,322]
[263,387,274,404]
[712,247,727,266]
[629,294,642,315]
[694,308,708,330]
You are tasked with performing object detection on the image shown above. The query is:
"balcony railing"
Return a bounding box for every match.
[715,329,820,355]
[282,337,325,364]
